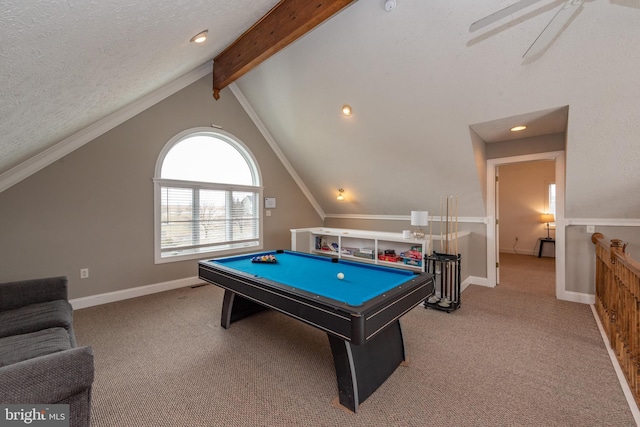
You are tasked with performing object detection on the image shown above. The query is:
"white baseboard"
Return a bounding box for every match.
[68,274,594,310]
[499,249,536,256]
[463,276,493,290]
[557,290,595,305]
[590,305,640,425]
[70,276,203,310]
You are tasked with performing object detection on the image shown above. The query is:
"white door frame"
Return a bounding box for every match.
[486,151,565,299]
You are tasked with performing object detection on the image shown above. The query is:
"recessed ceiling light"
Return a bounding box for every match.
[190,30,208,44]
[342,105,352,116]
[510,125,527,132]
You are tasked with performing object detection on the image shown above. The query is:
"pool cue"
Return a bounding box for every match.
[439,196,443,254]
[448,257,452,304]
[449,196,453,254]
[429,214,433,255]
[455,195,459,256]
[448,196,452,298]
[443,196,449,299]
[445,196,449,254]
[443,254,448,301]
[450,196,454,298]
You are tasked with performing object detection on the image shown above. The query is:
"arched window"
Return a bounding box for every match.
[153,128,262,263]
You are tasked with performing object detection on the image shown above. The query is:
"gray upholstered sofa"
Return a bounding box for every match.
[0,276,94,427]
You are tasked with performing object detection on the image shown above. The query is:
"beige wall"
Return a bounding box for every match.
[567,225,640,295]
[486,133,566,160]
[1,73,636,302]
[0,75,322,298]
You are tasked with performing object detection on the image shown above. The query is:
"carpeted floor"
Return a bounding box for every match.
[73,254,636,426]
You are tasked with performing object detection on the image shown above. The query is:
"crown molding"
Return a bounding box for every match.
[0,62,213,194]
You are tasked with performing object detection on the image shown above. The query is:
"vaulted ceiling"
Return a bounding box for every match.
[0,0,281,176]
[2,0,640,219]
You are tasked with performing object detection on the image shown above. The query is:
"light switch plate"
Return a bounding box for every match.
[265,198,276,209]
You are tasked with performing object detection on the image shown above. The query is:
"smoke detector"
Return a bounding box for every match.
[384,0,396,12]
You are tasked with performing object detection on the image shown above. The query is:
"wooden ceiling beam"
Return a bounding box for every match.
[212,0,357,99]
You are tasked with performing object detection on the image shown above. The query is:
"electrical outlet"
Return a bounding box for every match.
[80,268,89,279]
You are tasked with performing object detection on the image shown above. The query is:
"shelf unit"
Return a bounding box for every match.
[290,228,430,272]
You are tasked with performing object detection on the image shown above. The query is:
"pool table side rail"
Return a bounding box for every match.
[198,261,434,345]
[363,278,434,342]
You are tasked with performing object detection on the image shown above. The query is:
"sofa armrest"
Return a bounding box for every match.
[0,277,68,312]
[0,346,94,404]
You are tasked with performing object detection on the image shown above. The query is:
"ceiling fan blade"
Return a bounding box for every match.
[523,0,584,57]
[470,0,544,32]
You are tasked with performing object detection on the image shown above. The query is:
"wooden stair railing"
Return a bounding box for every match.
[592,232,640,406]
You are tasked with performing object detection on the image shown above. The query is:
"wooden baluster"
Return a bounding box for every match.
[593,233,640,407]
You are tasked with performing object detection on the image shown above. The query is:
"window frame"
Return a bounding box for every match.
[547,182,556,217]
[153,127,263,264]
[545,181,556,228]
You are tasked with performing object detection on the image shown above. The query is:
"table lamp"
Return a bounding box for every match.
[411,210,429,239]
[541,213,555,239]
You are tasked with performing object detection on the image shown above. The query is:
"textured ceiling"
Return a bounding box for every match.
[2,0,640,219]
[0,0,279,174]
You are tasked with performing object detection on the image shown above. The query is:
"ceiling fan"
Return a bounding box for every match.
[470,0,586,58]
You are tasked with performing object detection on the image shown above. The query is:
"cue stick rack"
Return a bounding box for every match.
[424,252,461,313]
[424,195,461,313]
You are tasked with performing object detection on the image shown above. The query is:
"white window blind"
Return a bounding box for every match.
[159,184,259,258]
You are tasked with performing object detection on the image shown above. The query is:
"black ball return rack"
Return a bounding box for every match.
[423,252,461,313]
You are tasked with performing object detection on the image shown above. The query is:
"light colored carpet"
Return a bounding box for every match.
[73,254,636,426]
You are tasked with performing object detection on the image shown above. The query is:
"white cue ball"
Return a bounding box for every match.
[337,272,344,280]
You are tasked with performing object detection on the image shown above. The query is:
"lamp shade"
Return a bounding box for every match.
[540,213,555,224]
[411,210,429,226]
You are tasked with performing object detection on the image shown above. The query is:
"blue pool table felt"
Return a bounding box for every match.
[211,251,416,306]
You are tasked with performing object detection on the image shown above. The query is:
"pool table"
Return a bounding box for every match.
[198,249,434,412]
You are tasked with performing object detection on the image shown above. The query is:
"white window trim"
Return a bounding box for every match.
[545,181,556,227]
[153,127,263,264]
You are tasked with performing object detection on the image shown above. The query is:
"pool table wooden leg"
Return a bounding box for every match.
[220,290,268,329]
[328,319,406,412]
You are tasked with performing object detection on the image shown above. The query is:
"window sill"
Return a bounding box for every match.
[155,243,262,264]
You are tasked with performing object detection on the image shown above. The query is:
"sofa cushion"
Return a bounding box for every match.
[0,276,68,312]
[0,300,72,339]
[0,328,72,367]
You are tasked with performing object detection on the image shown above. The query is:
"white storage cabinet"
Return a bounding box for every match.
[290,228,430,272]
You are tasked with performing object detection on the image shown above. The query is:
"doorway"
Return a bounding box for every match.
[496,160,556,294]
[486,151,566,299]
